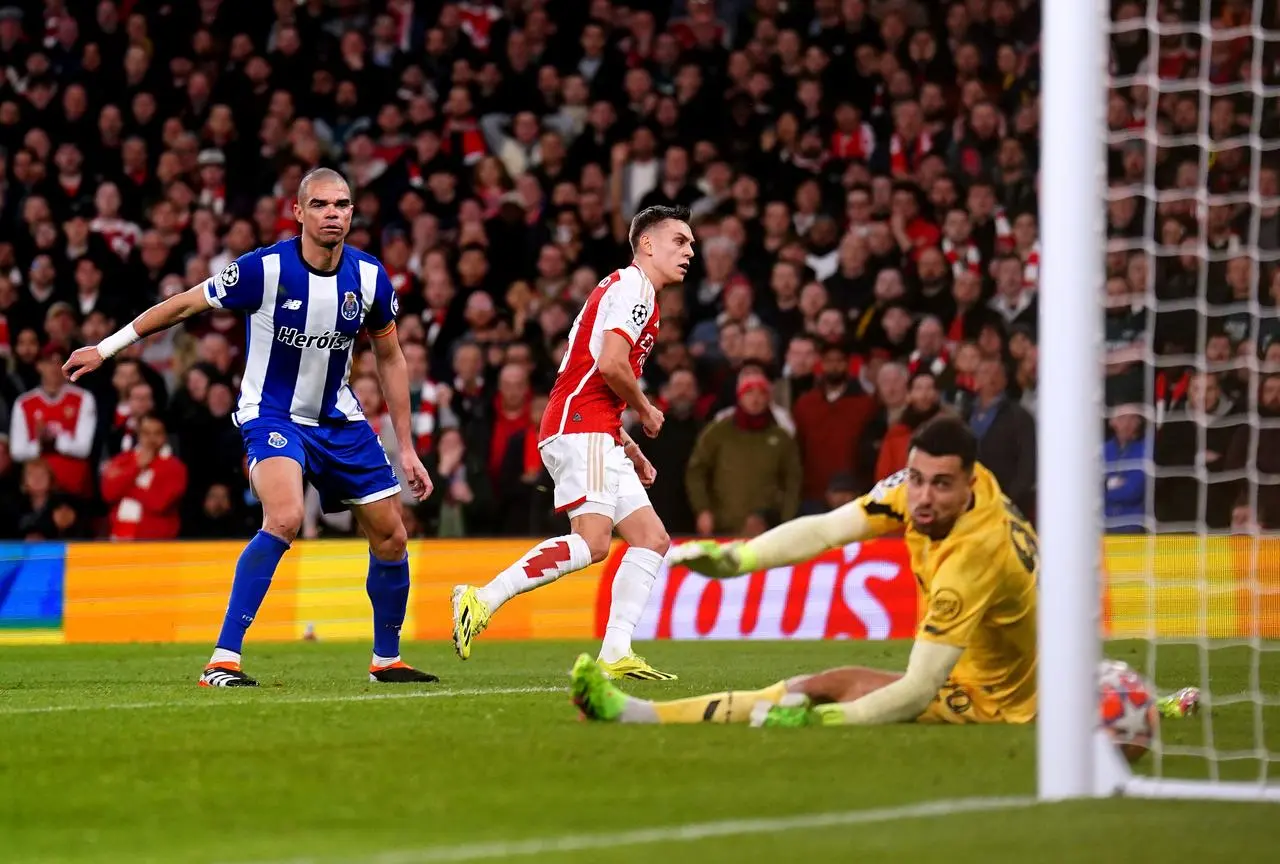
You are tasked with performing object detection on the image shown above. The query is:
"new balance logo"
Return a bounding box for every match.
[282,299,303,310]
[275,327,354,351]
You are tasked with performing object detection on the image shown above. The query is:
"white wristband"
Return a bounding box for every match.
[98,324,140,359]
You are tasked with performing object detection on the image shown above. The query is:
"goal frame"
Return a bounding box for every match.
[1037,0,1280,804]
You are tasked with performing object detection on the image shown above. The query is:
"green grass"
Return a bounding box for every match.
[0,640,1276,864]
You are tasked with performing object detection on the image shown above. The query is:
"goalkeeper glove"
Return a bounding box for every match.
[667,539,759,579]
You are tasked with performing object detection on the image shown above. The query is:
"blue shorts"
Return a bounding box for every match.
[240,417,400,514]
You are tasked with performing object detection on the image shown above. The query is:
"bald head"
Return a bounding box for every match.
[298,167,350,202]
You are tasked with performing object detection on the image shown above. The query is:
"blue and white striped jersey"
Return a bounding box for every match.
[203,237,400,427]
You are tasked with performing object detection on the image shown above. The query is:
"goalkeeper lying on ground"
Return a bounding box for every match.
[571,415,1193,728]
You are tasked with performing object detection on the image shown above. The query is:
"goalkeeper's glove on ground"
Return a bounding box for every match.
[667,539,759,579]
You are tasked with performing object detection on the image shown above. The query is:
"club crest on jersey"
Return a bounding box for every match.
[631,303,648,327]
[341,291,359,321]
[267,431,288,449]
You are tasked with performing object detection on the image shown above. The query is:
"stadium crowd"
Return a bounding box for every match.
[0,0,1272,542]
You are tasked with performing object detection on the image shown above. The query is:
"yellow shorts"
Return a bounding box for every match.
[916,681,1003,725]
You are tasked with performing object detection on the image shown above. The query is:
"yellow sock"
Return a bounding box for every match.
[651,681,789,724]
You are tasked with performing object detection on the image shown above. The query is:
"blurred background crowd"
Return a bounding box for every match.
[0,0,1274,542]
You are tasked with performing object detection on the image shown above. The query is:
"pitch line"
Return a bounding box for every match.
[242,796,1039,864]
[0,685,563,716]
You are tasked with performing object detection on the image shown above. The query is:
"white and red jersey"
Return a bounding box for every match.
[89,216,143,260]
[540,264,659,445]
[9,384,98,497]
[102,447,188,541]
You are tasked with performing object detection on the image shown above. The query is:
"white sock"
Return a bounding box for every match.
[620,697,660,724]
[476,534,593,613]
[372,654,400,668]
[600,547,664,663]
[209,648,241,667]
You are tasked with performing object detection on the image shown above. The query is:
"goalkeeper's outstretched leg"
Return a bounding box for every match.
[569,654,899,725]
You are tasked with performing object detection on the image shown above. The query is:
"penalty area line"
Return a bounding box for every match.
[244,795,1039,864]
[0,686,563,716]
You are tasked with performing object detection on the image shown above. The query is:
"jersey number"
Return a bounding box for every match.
[1003,497,1039,575]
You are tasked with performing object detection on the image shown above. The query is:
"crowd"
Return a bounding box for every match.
[0,0,1271,543]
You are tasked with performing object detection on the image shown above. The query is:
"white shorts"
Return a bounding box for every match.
[540,432,651,525]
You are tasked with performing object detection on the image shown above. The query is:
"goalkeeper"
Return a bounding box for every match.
[573,415,1198,728]
[572,415,1043,728]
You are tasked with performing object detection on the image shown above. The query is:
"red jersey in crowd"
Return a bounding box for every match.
[10,384,97,497]
[101,446,188,540]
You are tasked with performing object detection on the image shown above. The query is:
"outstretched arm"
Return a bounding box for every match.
[671,500,876,577]
[63,286,211,382]
[812,641,963,725]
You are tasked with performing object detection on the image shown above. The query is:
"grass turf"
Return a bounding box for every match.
[0,640,1276,863]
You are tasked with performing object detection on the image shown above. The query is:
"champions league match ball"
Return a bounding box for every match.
[1097,659,1159,764]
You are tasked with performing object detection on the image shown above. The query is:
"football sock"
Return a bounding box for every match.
[208,647,241,667]
[640,682,790,725]
[214,530,290,656]
[476,534,592,613]
[367,552,410,660]
[600,547,664,663]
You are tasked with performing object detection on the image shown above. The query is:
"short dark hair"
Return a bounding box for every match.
[628,205,691,251]
[908,415,977,473]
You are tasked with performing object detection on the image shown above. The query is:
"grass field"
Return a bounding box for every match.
[0,639,1276,863]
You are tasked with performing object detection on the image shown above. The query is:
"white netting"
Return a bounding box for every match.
[1105,0,1280,786]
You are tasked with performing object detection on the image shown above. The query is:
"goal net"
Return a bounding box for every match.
[1040,0,1280,801]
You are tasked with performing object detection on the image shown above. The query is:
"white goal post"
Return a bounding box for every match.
[1038,0,1280,802]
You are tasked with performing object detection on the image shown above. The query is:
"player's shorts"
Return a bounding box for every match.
[916,680,1006,725]
[241,416,400,514]
[539,432,651,525]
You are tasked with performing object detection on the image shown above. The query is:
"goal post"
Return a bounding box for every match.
[1040,0,1280,803]
[1037,0,1107,802]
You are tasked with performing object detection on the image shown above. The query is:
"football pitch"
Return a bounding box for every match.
[0,640,1275,863]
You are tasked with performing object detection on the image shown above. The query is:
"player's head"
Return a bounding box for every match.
[905,415,978,539]
[294,167,353,249]
[629,205,694,286]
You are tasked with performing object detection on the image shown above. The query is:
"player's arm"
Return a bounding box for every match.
[64,287,211,381]
[813,548,998,725]
[64,256,263,382]
[672,471,908,579]
[367,264,432,500]
[599,332,655,414]
[370,327,414,451]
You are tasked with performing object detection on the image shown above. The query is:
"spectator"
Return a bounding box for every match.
[876,371,947,483]
[1104,405,1148,533]
[968,357,1037,520]
[637,369,705,537]
[792,342,876,513]
[425,428,494,537]
[101,414,188,541]
[686,368,801,536]
[10,344,97,499]
[857,361,910,491]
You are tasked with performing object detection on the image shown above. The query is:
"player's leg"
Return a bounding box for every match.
[570,654,788,724]
[451,434,612,659]
[597,460,673,678]
[349,495,439,683]
[784,666,903,704]
[321,419,438,683]
[202,422,306,687]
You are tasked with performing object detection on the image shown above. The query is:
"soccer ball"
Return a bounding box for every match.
[1097,659,1159,764]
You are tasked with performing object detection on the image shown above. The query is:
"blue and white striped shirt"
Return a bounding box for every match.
[204,237,399,427]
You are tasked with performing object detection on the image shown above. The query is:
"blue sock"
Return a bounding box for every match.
[367,553,410,659]
[215,531,290,654]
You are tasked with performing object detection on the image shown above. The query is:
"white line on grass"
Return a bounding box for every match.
[0,686,563,716]
[239,795,1039,864]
